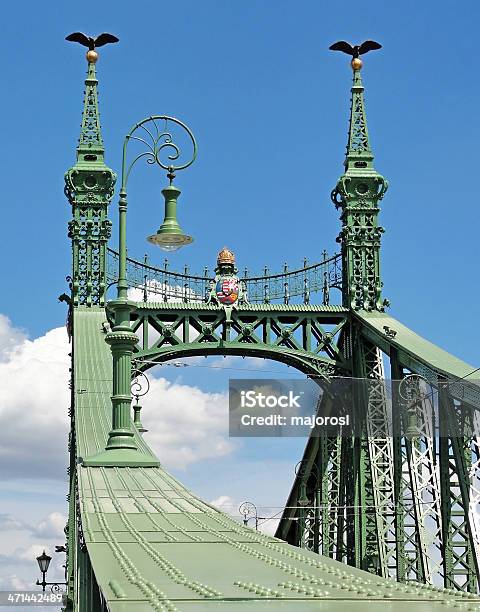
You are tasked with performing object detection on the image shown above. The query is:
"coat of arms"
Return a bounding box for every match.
[207,247,247,321]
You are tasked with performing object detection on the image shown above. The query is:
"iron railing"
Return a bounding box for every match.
[106,248,342,304]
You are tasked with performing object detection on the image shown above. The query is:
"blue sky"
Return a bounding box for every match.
[1,0,480,594]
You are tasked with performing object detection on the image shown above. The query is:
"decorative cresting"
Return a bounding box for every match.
[65,37,117,307]
[330,41,388,312]
[84,116,196,467]
[106,248,342,304]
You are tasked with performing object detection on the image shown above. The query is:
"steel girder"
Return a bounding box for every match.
[126,304,349,377]
[390,352,443,584]
[357,338,396,577]
[439,387,480,591]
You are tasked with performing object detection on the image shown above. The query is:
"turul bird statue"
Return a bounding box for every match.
[329,40,382,58]
[65,32,119,50]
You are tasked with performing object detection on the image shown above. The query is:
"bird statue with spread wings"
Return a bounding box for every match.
[65,32,119,62]
[329,40,382,70]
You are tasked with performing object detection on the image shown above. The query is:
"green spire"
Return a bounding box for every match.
[65,57,116,307]
[344,68,374,173]
[76,60,105,164]
[331,63,388,311]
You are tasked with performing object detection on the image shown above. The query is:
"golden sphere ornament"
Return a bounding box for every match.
[351,57,363,70]
[86,50,99,63]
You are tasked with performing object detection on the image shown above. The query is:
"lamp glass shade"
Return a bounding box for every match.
[147,231,193,252]
[36,551,52,573]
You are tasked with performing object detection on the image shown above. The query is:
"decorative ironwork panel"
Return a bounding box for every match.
[107,249,342,305]
[126,305,349,379]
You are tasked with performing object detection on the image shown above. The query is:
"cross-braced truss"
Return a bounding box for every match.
[125,303,350,377]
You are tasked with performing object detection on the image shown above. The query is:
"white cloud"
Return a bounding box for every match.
[128,279,203,303]
[0,314,27,362]
[0,321,70,480]
[0,573,30,590]
[142,376,236,469]
[0,513,29,531]
[208,355,270,370]
[31,512,66,540]
[0,315,236,478]
[210,494,236,510]
[0,511,68,591]
[0,511,67,541]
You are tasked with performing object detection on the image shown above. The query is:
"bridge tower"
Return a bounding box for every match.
[276,49,480,592]
[64,47,116,610]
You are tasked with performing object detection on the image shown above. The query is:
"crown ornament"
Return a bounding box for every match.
[217,247,235,266]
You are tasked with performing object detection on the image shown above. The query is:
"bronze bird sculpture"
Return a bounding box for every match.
[65,32,119,50]
[329,40,382,58]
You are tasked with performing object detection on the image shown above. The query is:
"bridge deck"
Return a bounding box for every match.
[73,308,475,609]
[355,310,477,380]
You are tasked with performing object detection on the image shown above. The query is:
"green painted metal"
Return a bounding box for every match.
[106,248,343,304]
[275,57,480,593]
[65,59,116,308]
[331,65,388,311]
[62,42,480,609]
[128,303,348,378]
[69,310,478,610]
[86,114,198,468]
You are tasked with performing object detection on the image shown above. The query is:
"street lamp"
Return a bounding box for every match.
[120,116,196,255]
[238,501,269,531]
[35,551,65,593]
[84,115,197,467]
[36,551,51,577]
[147,179,193,251]
[239,501,259,530]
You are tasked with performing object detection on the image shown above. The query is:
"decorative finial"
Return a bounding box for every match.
[217,247,235,266]
[65,32,119,63]
[329,40,382,69]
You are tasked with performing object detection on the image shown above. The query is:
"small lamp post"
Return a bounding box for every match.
[36,551,51,591]
[35,551,66,593]
[239,501,259,530]
[238,501,269,531]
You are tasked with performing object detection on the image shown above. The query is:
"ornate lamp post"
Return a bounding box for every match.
[238,501,268,531]
[84,111,196,466]
[35,551,66,593]
[131,369,150,433]
[239,501,259,530]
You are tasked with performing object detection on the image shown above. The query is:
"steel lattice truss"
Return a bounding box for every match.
[126,303,348,377]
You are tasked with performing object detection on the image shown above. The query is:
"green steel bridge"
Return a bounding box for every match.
[61,36,480,610]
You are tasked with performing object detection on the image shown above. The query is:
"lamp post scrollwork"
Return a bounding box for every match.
[131,369,150,433]
[84,115,197,467]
